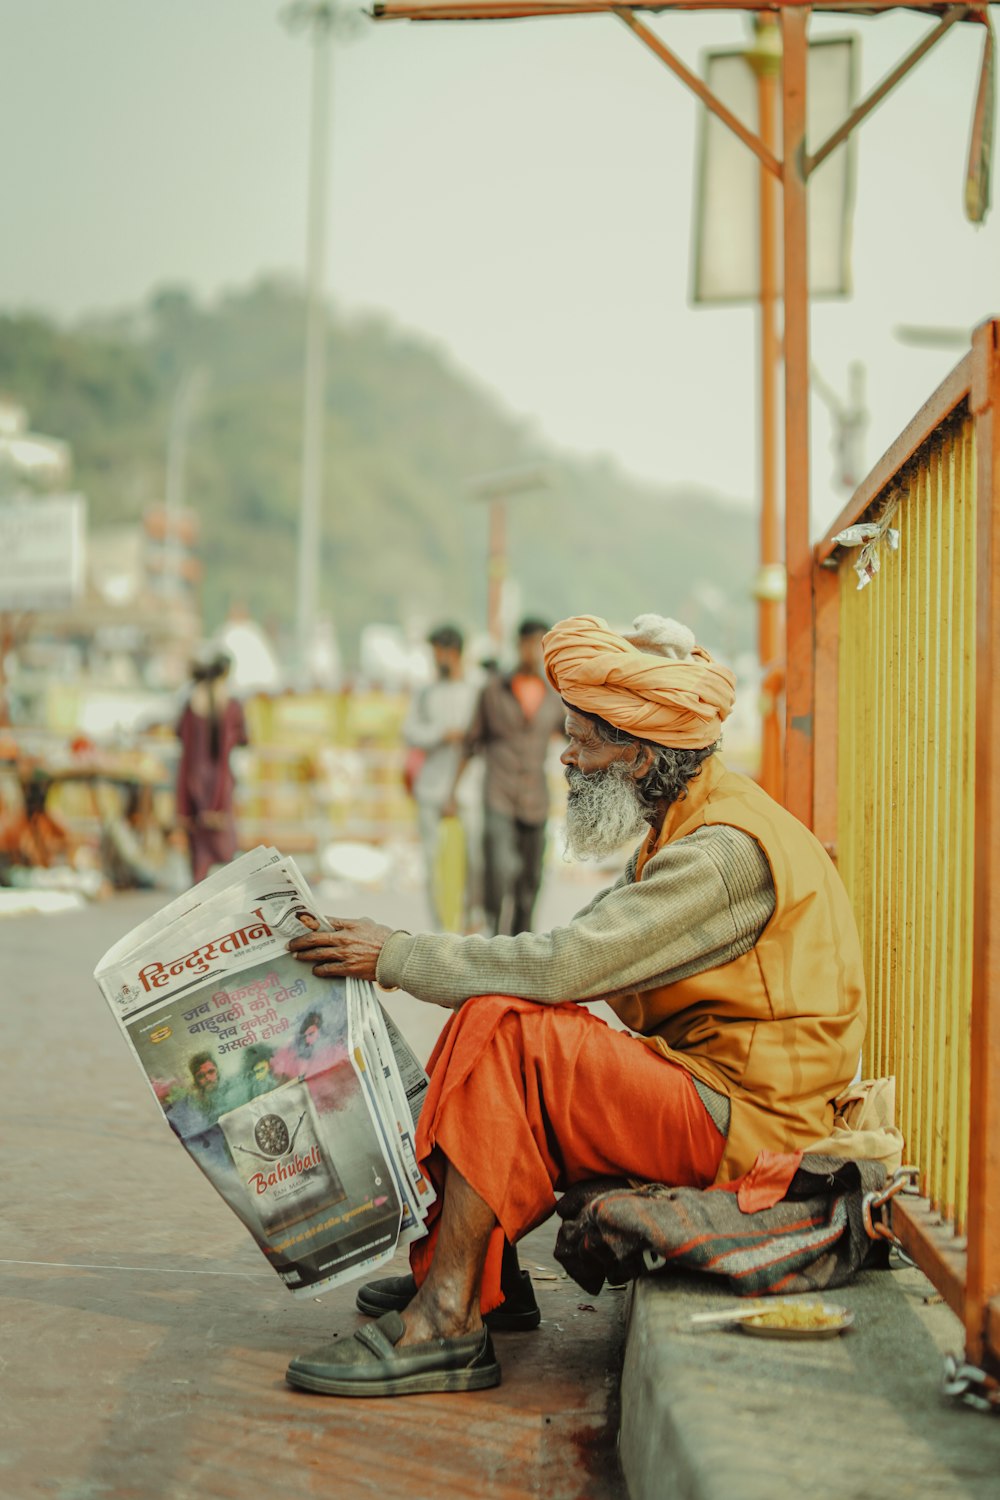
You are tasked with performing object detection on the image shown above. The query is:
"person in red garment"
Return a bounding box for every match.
[283,612,866,1399]
[174,650,248,885]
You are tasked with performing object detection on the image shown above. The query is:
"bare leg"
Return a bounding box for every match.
[398,1160,496,1347]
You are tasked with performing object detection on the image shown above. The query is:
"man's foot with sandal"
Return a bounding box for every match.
[285,1310,501,1397]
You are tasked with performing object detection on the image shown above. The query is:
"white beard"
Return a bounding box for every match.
[563,764,648,861]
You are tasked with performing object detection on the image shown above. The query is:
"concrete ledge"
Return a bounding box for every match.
[619,1262,1000,1500]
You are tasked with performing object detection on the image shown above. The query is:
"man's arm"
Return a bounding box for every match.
[567,849,641,923]
[374,826,772,1007]
[440,684,487,815]
[288,827,774,1009]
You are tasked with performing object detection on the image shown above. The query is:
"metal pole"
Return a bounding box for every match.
[467,463,550,650]
[295,7,333,681]
[748,17,783,803]
[487,494,507,650]
[164,385,187,607]
[781,6,814,827]
[164,369,206,608]
[968,317,1000,1373]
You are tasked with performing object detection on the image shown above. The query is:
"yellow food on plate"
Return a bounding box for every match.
[744,1302,844,1330]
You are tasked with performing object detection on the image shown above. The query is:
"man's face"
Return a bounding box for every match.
[194,1060,218,1092]
[303,1024,320,1051]
[560,710,649,860]
[517,632,545,675]
[433,645,461,680]
[251,1058,270,1082]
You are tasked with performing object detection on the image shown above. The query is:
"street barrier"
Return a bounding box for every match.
[812,318,1000,1379]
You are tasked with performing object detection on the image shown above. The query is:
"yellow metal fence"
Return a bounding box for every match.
[835,412,976,1230]
[814,319,1000,1376]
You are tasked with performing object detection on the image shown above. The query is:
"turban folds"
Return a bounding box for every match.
[542,614,736,750]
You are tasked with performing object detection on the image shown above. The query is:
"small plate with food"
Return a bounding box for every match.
[739,1301,854,1339]
[690,1300,854,1339]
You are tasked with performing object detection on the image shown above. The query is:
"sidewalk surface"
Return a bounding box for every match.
[5,863,1000,1500]
[0,867,626,1500]
[620,1265,1000,1500]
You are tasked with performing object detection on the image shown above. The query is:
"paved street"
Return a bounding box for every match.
[0,859,627,1500]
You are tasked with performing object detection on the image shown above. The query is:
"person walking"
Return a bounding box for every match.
[445,617,564,936]
[174,649,248,885]
[402,625,480,930]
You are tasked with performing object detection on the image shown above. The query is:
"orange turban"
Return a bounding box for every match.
[542,613,736,750]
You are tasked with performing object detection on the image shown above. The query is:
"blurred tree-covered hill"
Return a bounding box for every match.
[0,278,756,664]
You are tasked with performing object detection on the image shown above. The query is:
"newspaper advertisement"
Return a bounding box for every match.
[94,847,435,1297]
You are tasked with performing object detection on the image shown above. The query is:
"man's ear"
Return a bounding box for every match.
[631,743,656,781]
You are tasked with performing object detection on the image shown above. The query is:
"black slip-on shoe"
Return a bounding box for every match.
[355,1268,541,1332]
[286,1310,501,1397]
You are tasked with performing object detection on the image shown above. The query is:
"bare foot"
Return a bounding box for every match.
[396,1284,484,1347]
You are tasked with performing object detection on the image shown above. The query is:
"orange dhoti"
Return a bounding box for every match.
[409,994,725,1313]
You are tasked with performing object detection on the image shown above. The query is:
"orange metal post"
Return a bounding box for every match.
[751,20,783,802]
[811,560,839,854]
[487,494,507,648]
[968,317,1000,1373]
[781,6,814,828]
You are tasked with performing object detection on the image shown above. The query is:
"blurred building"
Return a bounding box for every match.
[1,400,203,738]
[0,397,70,492]
[19,507,203,736]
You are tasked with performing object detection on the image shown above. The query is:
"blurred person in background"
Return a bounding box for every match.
[444,617,564,935]
[402,624,480,930]
[175,649,248,885]
[98,783,164,891]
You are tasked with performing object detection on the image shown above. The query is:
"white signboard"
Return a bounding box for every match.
[692,37,858,304]
[0,494,87,611]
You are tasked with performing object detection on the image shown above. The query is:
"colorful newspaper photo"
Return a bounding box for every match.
[94,847,434,1298]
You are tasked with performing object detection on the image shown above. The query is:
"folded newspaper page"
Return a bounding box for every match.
[95,847,435,1297]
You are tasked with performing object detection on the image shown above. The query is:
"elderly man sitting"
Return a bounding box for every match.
[284,612,866,1398]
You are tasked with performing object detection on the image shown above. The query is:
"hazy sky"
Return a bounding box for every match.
[2,0,998,537]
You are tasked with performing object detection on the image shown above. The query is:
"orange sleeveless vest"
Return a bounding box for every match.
[611,756,867,1181]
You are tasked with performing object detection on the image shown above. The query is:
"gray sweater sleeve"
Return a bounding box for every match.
[375,825,774,1009]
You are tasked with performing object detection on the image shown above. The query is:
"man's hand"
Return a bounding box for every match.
[287,913,393,983]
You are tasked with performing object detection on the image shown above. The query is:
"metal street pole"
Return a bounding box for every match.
[467,464,551,651]
[286,2,335,683]
[781,6,814,827]
[164,367,207,608]
[746,16,784,803]
[487,494,507,648]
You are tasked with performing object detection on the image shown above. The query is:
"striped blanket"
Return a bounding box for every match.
[553,1155,890,1298]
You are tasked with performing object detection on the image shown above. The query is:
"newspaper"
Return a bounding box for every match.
[94,846,435,1297]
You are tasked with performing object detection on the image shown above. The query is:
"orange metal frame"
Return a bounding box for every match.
[813,320,1000,1376]
[611,3,973,828]
[374,0,982,822]
[968,319,1000,1376]
[375,1,968,17]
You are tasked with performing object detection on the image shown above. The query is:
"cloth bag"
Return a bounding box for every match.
[806,1076,905,1175]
